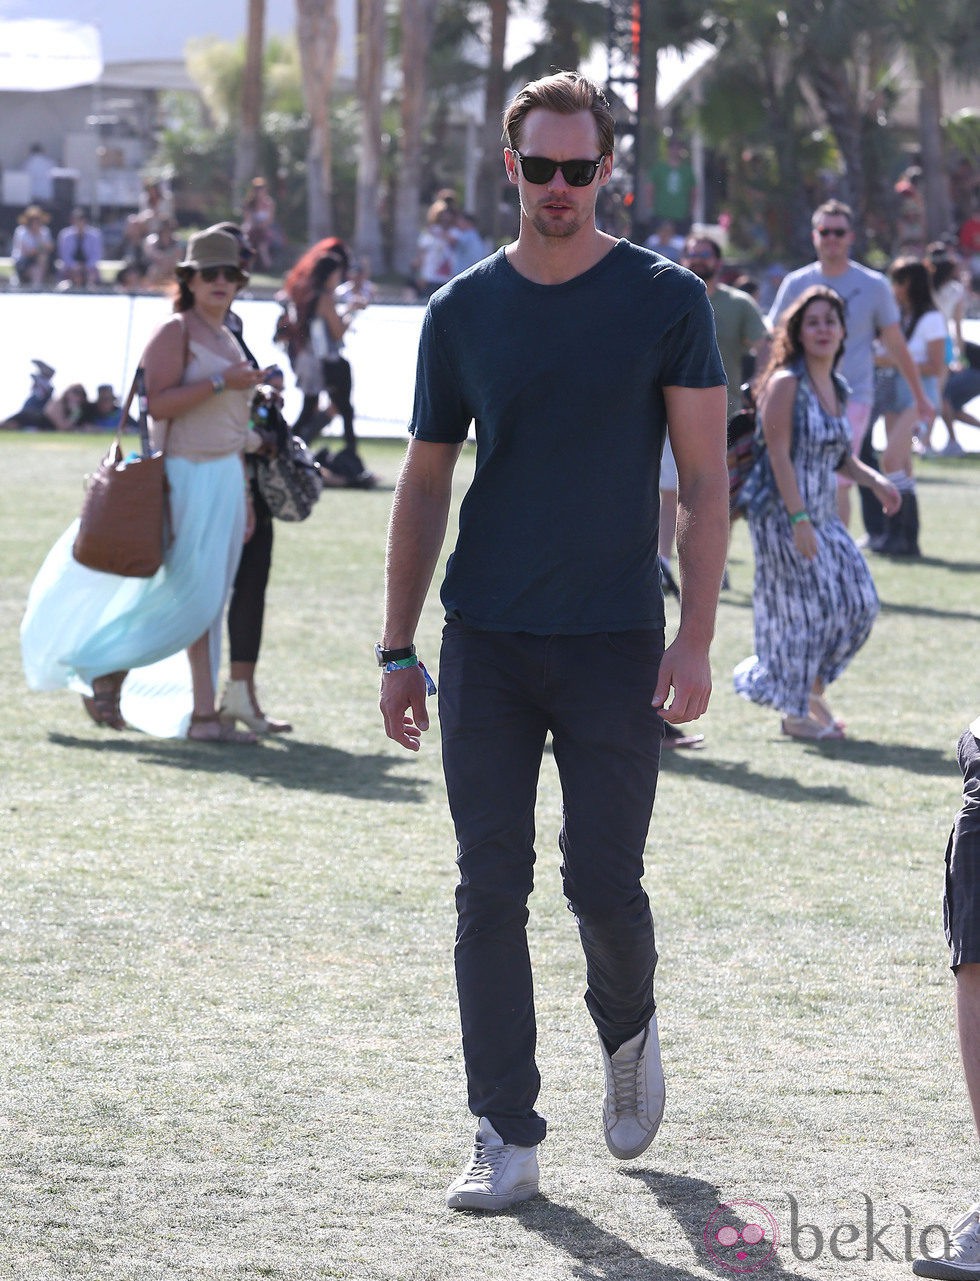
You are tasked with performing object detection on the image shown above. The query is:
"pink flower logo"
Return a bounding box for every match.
[704,1200,780,1273]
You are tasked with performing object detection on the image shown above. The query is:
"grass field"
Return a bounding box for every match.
[2,433,979,1279]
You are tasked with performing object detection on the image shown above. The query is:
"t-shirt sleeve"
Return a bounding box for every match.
[659,289,727,389]
[918,311,948,344]
[767,277,796,328]
[408,305,472,443]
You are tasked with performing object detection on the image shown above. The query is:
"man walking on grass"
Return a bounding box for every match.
[767,199,931,530]
[378,71,728,1211]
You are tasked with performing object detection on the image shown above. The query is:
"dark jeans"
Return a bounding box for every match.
[438,622,665,1147]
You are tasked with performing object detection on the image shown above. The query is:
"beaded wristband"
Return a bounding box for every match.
[789,510,811,525]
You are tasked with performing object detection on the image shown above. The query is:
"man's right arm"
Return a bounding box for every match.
[380,436,463,750]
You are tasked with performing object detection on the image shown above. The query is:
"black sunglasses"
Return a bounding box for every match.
[511,150,605,187]
[199,265,246,283]
[816,227,849,238]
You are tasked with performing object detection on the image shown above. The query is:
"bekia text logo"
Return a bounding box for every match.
[704,1195,951,1271]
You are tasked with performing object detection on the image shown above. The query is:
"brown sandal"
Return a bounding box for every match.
[187,712,258,745]
[81,671,127,731]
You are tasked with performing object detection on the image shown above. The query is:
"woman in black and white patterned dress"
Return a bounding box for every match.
[734,285,900,740]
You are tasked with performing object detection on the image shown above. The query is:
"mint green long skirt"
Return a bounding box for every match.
[21,453,245,737]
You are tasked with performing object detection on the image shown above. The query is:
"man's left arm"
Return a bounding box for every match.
[654,384,729,723]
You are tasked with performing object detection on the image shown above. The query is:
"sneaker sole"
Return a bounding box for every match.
[912,1262,980,1279]
[446,1180,540,1212]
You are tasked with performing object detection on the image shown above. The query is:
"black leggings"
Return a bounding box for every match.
[227,482,273,665]
[293,359,357,448]
[322,357,356,447]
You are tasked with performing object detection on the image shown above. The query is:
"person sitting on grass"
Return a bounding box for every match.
[1,359,56,429]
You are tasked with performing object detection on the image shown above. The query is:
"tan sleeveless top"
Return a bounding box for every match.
[154,335,252,461]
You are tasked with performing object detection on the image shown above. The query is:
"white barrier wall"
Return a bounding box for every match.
[0,294,425,437]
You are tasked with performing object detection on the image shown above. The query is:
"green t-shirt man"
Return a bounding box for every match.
[708,284,768,417]
[650,148,696,227]
[681,236,769,417]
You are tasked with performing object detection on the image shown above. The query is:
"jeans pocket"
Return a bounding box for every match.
[602,629,664,665]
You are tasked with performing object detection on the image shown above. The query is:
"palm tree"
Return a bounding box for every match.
[233,0,266,205]
[393,0,438,276]
[296,0,340,240]
[354,0,386,266]
[475,0,509,244]
[887,0,980,239]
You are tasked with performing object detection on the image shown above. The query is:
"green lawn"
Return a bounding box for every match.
[2,433,978,1278]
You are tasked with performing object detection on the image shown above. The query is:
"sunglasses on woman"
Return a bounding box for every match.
[199,265,246,283]
[511,150,606,187]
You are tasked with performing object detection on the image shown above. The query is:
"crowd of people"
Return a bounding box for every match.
[5,172,285,294]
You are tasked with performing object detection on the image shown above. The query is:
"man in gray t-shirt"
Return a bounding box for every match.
[768,199,931,526]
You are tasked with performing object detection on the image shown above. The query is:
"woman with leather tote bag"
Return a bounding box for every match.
[21,230,266,741]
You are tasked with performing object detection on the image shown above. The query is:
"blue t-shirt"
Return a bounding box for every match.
[410,239,726,634]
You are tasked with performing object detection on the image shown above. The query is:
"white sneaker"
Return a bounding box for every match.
[445,1117,540,1211]
[599,1014,666,1160]
[914,1202,980,1277]
[943,439,966,458]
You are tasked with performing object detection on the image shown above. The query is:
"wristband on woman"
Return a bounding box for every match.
[789,509,811,525]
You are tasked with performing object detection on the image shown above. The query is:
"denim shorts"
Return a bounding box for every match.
[944,729,980,970]
[874,366,914,416]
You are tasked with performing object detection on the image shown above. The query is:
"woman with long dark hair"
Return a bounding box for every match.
[21,230,265,741]
[279,238,372,478]
[734,286,899,740]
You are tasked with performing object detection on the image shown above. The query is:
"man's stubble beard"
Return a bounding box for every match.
[523,196,588,241]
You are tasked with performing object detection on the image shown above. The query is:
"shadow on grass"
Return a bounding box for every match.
[627,1170,819,1280]
[514,1191,704,1280]
[46,732,429,802]
[513,1170,816,1279]
[659,752,865,806]
[880,593,980,618]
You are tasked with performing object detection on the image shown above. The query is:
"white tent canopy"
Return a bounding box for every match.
[0,19,103,92]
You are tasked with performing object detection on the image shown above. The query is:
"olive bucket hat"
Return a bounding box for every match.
[176,229,248,278]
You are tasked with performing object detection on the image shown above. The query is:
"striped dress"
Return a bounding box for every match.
[733,370,880,718]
